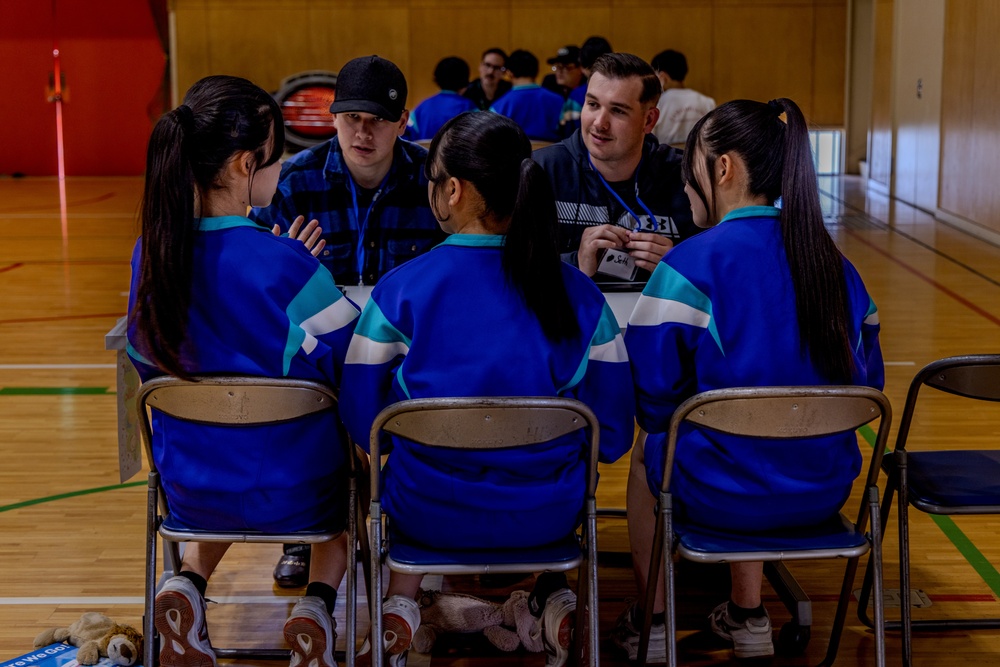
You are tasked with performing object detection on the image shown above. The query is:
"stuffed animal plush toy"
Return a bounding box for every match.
[412,589,543,654]
[33,612,143,667]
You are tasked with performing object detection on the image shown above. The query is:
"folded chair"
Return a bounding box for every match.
[857,354,1000,667]
[137,376,366,667]
[638,386,892,667]
[368,397,602,667]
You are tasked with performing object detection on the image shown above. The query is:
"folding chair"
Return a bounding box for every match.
[857,354,1000,667]
[137,376,366,667]
[367,397,602,667]
[638,386,892,667]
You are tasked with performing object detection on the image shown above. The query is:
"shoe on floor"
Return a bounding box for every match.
[609,601,667,664]
[285,595,337,667]
[541,588,576,667]
[274,545,311,588]
[154,575,217,667]
[356,595,420,667]
[709,601,774,659]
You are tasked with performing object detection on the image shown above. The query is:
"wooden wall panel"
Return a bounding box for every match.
[713,5,816,117]
[171,0,847,127]
[867,0,893,188]
[939,0,1000,236]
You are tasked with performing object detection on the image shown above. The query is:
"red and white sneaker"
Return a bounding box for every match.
[541,588,576,667]
[356,595,420,667]
[154,576,216,667]
[285,595,337,667]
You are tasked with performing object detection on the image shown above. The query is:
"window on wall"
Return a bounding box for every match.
[810,129,844,175]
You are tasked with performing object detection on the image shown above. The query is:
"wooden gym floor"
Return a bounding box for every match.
[1,174,999,666]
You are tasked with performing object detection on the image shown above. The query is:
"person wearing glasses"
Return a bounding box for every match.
[463,47,512,111]
[543,45,584,99]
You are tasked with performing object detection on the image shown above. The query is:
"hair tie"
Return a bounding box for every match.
[173,104,195,133]
[767,99,788,125]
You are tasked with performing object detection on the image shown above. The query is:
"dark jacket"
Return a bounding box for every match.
[532,130,697,278]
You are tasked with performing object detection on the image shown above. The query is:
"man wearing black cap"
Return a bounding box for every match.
[252,55,442,287]
[542,45,584,99]
[250,55,442,588]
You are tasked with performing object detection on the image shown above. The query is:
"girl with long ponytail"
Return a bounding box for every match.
[617,98,884,661]
[340,112,635,667]
[127,75,358,667]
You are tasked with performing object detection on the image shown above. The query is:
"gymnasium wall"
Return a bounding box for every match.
[171,0,848,127]
[0,1,165,176]
[939,0,1000,238]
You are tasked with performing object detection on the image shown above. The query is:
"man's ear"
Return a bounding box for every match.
[396,110,410,136]
[643,105,660,134]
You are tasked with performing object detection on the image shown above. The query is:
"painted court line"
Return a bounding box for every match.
[0,596,299,605]
[858,424,1000,601]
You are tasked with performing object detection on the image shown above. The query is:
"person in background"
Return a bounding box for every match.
[533,53,696,284]
[650,49,716,146]
[490,49,564,143]
[463,47,512,111]
[405,56,478,141]
[129,75,358,667]
[617,97,884,662]
[543,45,584,99]
[250,55,442,588]
[341,112,635,667]
[560,36,613,136]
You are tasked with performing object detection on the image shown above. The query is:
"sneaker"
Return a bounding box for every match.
[154,575,217,667]
[610,602,667,663]
[284,596,337,667]
[356,595,420,667]
[709,602,774,659]
[541,588,576,667]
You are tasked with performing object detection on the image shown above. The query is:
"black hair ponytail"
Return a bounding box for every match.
[426,112,580,341]
[683,98,854,382]
[130,75,283,379]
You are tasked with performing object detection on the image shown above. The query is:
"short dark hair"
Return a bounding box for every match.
[590,53,661,106]
[434,56,470,91]
[506,49,539,79]
[651,49,688,82]
[481,47,508,63]
[580,36,612,70]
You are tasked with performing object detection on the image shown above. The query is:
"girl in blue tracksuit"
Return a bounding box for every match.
[128,75,355,667]
[614,98,884,662]
[340,112,635,667]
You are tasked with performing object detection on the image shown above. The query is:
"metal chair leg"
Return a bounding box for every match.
[638,496,666,667]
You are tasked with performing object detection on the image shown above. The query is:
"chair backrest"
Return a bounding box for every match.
[662,386,892,494]
[895,354,1000,450]
[369,396,600,502]
[137,375,339,470]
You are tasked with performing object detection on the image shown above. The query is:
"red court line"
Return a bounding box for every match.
[845,229,1000,328]
[0,312,121,326]
[0,263,23,273]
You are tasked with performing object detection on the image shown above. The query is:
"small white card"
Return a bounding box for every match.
[598,248,638,280]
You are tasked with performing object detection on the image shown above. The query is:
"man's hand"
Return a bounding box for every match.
[626,231,673,271]
[578,224,631,276]
[272,215,326,257]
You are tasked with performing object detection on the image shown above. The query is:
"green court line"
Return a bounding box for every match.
[0,387,114,395]
[0,481,145,513]
[859,424,1000,599]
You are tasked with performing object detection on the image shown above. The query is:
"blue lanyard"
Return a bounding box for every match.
[588,154,658,231]
[347,171,391,282]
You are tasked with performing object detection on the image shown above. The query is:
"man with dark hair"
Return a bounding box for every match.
[463,47,511,111]
[650,49,716,146]
[405,56,477,141]
[251,55,444,586]
[561,36,613,135]
[533,52,696,283]
[489,49,564,142]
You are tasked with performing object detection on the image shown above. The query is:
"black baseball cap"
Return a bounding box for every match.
[547,45,581,65]
[329,55,408,122]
